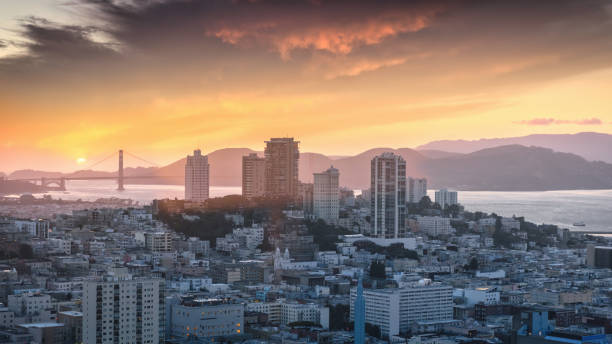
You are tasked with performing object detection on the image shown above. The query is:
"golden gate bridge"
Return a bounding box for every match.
[8,150,180,191]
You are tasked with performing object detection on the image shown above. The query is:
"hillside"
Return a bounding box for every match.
[7,144,612,191]
[417,132,612,163]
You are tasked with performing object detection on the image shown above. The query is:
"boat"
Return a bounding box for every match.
[573,221,586,227]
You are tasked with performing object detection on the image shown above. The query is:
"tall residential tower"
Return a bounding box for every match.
[185,149,209,202]
[370,152,406,238]
[264,138,300,199]
[313,166,340,224]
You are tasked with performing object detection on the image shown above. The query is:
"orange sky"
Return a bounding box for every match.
[1,0,612,173]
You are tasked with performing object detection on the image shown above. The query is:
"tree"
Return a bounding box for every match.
[365,323,382,339]
[369,261,386,279]
[466,257,479,271]
[18,244,33,259]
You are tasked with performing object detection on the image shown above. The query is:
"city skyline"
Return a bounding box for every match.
[2,1,612,172]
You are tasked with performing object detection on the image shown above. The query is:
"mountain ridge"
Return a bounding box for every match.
[7,144,612,191]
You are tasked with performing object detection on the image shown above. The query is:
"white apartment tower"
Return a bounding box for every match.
[435,188,458,209]
[185,149,209,202]
[371,153,407,238]
[408,177,427,203]
[82,275,165,344]
[313,166,340,224]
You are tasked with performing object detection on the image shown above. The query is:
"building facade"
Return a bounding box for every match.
[370,153,407,238]
[264,138,300,199]
[169,297,243,340]
[434,189,458,209]
[350,280,453,337]
[242,153,266,198]
[185,149,209,202]
[408,177,428,203]
[313,166,340,224]
[82,276,165,344]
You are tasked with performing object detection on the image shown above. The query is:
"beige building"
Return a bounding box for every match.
[313,166,340,224]
[264,138,300,199]
[242,153,266,198]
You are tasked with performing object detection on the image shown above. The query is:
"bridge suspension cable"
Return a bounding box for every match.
[85,151,118,170]
[124,151,160,167]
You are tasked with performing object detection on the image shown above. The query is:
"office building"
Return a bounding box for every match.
[264,138,300,199]
[434,189,458,209]
[407,177,427,203]
[242,153,266,198]
[370,153,407,238]
[300,182,314,215]
[350,279,453,337]
[185,149,209,202]
[313,166,340,224]
[82,275,165,344]
[169,296,243,339]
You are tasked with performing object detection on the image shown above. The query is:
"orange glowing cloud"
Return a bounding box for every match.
[209,13,433,59]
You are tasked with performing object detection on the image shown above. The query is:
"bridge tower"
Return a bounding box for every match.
[118,149,124,191]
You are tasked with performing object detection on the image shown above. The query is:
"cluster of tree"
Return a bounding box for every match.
[353,241,419,261]
[329,304,352,330]
[369,261,387,279]
[0,243,34,260]
[157,210,234,247]
[365,323,382,339]
[305,219,351,251]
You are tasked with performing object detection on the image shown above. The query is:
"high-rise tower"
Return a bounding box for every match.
[264,138,299,199]
[185,149,209,202]
[370,152,406,238]
[354,274,365,344]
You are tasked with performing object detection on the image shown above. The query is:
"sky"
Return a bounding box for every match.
[1,0,612,173]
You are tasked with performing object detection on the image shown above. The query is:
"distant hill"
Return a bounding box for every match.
[8,144,612,191]
[417,149,463,159]
[417,132,612,163]
[422,145,612,191]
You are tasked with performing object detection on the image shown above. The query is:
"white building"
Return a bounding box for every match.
[281,302,329,328]
[185,149,210,202]
[170,297,243,339]
[416,216,453,236]
[8,293,51,316]
[434,189,458,209]
[13,219,49,238]
[145,231,172,252]
[408,178,427,203]
[82,275,165,344]
[350,279,453,337]
[460,287,500,306]
[313,166,340,224]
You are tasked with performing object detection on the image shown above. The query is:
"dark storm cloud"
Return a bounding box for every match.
[2,0,612,89]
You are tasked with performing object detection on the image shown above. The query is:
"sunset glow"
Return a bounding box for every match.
[1,0,612,172]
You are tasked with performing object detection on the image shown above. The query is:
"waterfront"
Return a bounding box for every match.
[10,180,612,233]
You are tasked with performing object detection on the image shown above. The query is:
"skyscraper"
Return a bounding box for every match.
[407,177,427,203]
[370,152,406,238]
[264,138,300,199]
[313,166,340,224]
[435,188,458,208]
[82,273,165,344]
[185,149,209,202]
[242,153,266,198]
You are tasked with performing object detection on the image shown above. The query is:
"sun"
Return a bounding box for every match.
[76,157,87,165]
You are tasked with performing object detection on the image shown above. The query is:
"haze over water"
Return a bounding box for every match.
[19,180,612,233]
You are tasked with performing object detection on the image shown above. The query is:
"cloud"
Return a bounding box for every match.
[516,118,603,126]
